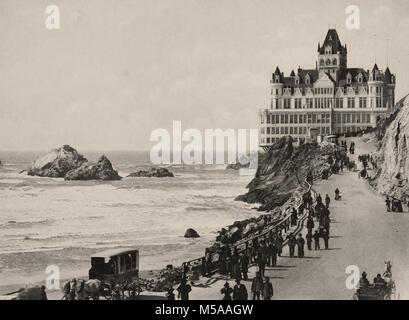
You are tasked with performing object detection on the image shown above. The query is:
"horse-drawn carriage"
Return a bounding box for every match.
[352,262,397,300]
[352,282,395,300]
[89,248,140,299]
[63,248,140,300]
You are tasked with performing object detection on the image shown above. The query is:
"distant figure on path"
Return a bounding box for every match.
[233,279,248,300]
[335,188,341,200]
[251,272,263,300]
[313,230,320,250]
[385,196,391,212]
[261,277,274,300]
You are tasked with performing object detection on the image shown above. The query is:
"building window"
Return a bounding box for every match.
[284,98,291,109]
[295,98,302,109]
[348,97,355,108]
[359,97,367,109]
[267,127,270,134]
[276,115,280,123]
[335,98,343,108]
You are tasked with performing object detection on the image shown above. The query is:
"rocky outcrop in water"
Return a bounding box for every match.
[28,145,121,180]
[184,228,200,238]
[64,155,121,181]
[127,167,174,178]
[370,95,409,198]
[236,136,343,211]
[27,145,87,178]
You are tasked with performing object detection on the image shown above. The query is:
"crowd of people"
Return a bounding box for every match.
[171,188,336,301]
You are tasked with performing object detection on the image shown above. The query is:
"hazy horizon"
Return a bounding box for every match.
[1,0,408,151]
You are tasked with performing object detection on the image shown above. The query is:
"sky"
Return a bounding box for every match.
[0,0,408,151]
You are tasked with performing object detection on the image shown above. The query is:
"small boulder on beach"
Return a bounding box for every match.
[127,167,174,178]
[184,228,200,238]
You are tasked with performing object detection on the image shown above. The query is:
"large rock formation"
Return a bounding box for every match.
[236,136,344,211]
[27,145,87,178]
[27,146,121,181]
[127,167,174,178]
[369,96,409,198]
[64,155,121,181]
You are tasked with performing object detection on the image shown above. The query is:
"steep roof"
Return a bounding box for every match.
[319,29,345,54]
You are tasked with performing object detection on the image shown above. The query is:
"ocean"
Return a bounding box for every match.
[0,151,257,287]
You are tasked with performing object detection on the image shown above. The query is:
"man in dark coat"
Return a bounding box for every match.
[323,229,329,249]
[276,234,283,257]
[306,232,312,250]
[325,194,330,208]
[221,282,233,300]
[287,234,296,258]
[240,253,249,281]
[257,247,266,277]
[233,279,248,300]
[261,277,274,300]
[306,216,315,235]
[177,279,192,300]
[313,230,320,250]
[385,196,391,212]
[251,272,263,300]
[269,241,278,267]
[296,234,305,258]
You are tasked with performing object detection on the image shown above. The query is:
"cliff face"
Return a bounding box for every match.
[370,95,409,198]
[375,95,408,140]
[236,136,342,211]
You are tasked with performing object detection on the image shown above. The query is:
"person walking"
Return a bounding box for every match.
[385,196,391,212]
[233,279,248,300]
[323,229,329,249]
[261,277,274,300]
[287,234,296,258]
[276,234,283,257]
[296,234,305,258]
[251,272,263,300]
[221,282,233,300]
[240,253,249,281]
[269,241,278,267]
[313,230,320,250]
[177,278,192,300]
[325,194,330,208]
[306,216,315,235]
[306,232,312,250]
[257,247,266,277]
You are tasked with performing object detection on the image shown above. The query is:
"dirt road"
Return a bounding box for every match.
[191,136,409,300]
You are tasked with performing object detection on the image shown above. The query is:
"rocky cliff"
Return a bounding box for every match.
[236,136,344,211]
[369,95,409,198]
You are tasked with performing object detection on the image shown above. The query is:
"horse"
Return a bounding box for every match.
[62,279,102,300]
[383,261,392,279]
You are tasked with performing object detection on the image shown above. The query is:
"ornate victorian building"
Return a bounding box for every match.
[259,29,396,147]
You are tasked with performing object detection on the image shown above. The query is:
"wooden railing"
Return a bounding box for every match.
[182,178,316,275]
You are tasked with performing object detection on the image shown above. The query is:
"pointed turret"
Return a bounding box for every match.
[290,70,295,77]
